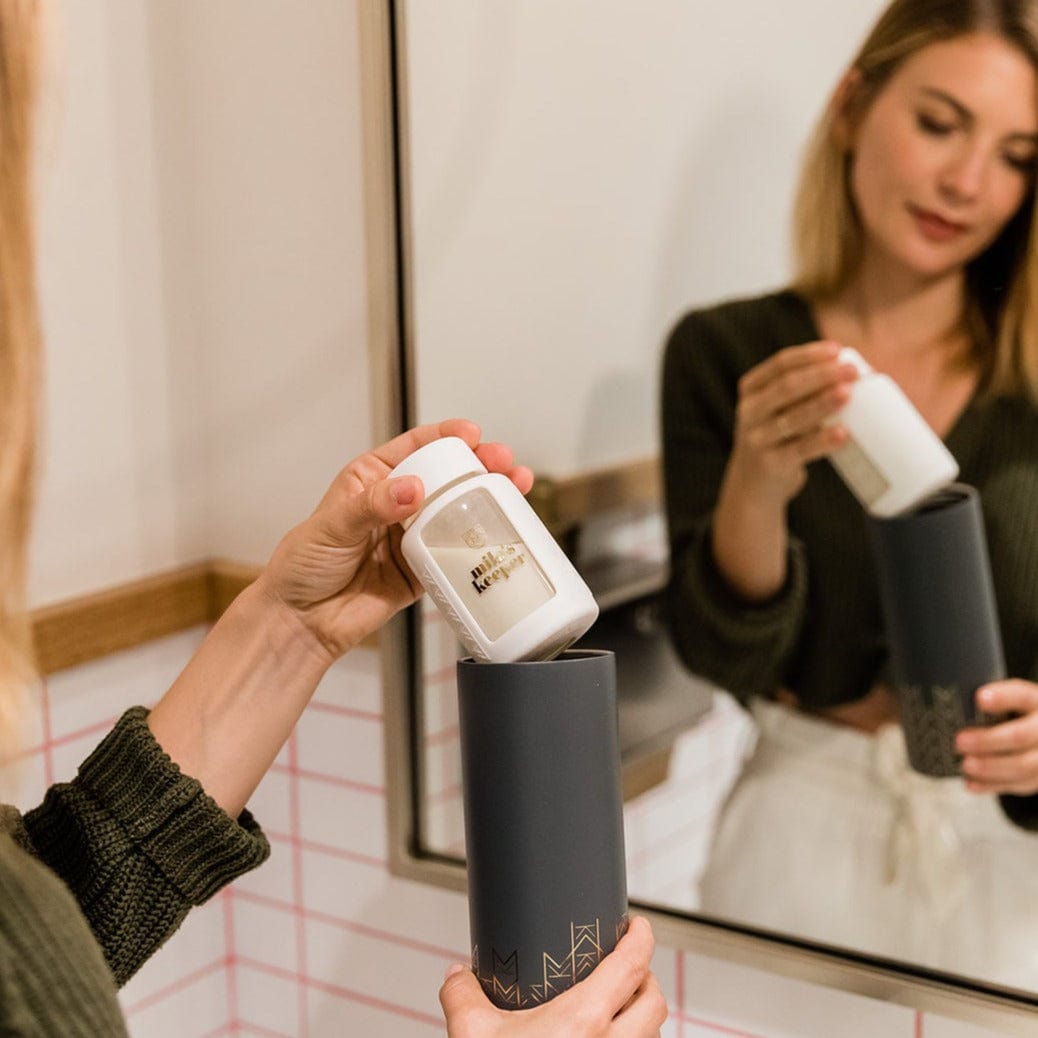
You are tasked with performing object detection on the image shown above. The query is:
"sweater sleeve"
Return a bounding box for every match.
[661,305,809,703]
[14,707,270,986]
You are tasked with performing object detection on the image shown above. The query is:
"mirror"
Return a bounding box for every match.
[387,0,1038,1024]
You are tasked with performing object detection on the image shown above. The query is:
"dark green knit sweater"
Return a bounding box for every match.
[0,707,269,1036]
[662,289,1038,827]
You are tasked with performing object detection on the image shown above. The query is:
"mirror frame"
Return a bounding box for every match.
[358,2,1038,1031]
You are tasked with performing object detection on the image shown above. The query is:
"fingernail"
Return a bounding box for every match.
[978,686,995,706]
[444,963,467,980]
[391,477,417,506]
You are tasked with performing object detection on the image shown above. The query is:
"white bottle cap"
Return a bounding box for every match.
[389,436,488,527]
[837,346,873,377]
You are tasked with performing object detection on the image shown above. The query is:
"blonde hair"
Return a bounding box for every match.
[792,0,1038,398]
[0,1,44,766]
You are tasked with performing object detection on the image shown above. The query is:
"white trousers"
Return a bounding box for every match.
[698,699,1038,990]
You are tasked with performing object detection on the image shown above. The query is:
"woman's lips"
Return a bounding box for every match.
[908,204,969,242]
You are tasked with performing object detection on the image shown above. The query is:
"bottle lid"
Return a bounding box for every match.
[838,346,873,376]
[389,436,487,526]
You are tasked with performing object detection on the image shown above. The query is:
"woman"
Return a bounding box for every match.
[0,3,667,1035]
[663,0,1038,983]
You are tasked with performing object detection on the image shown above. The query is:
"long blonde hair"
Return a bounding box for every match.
[792,0,1038,398]
[0,0,44,766]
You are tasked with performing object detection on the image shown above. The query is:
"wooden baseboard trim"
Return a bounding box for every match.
[33,559,259,676]
[30,559,385,676]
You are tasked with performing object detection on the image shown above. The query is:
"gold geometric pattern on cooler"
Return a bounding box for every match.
[475,917,626,1009]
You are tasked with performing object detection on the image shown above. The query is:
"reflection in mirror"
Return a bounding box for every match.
[402,0,1038,1006]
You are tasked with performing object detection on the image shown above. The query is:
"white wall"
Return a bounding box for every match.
[30,0,370,606]
[406,0,886,474]
[18,1,1010,1035]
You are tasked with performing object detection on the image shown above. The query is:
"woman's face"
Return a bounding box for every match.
[846,32,1038,282]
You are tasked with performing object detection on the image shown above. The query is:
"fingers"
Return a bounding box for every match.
[572,917,655,1019]
[371,418,483,470]
[474,441,535,495]
[322,474,426,546]
[956,681,1038,794]
[438,965,490,1034]
[739,341,841,395]
[737,343,858,442]
[612,974,669,1037]
[366,420,533,494]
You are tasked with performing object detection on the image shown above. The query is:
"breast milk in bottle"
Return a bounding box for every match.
[389,437,599,662]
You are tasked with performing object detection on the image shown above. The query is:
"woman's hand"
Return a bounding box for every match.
[726,340,858,508]
[438,917,667,1037]
[711,341,858,601]
[956,681,1038,795]
[257,418,533,665]
[147,419,532,817]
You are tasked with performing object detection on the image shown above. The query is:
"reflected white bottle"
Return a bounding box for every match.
[389,437,599,662]
[827,347,960,517]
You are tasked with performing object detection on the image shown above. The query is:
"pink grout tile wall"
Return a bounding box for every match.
[1,626,1007,1036]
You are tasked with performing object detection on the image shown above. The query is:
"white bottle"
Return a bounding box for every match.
[827,347,959,517]
[389,437,599,662]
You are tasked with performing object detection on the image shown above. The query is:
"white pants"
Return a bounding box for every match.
[698,699,1038,990]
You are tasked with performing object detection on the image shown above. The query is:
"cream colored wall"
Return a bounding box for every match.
[406,0,888,475]
[30,0,370,607]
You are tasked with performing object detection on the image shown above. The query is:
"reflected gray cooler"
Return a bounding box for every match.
[867,484,1006,777]
[456,650,628,1009]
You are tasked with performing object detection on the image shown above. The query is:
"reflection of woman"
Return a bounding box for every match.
[0,5,667,1035]
[663,0,1038,983]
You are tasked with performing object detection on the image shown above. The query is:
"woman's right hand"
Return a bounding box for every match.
[439,916,667,1037]
[727,340,859,507]
[711,341,859,602]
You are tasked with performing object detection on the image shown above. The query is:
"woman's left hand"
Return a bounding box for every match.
[257,418,533,665]
[956,680,1038,795]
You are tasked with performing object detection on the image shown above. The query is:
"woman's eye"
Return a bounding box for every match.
[917,112,955,136]
[1003,151,1037,174]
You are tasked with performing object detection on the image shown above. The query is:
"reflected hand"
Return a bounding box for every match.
[726,341,858,507]
[257,418,533,664]
[956,681,1038,795]
[439,917,667,1037]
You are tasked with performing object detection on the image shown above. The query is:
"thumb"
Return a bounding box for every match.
[439,964,489,1028]
[324,475,424,545]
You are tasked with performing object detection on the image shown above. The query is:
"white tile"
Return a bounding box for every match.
[294,707,383,788]
[313,647,382,716]
[246,767,293,836]
[922,1011,1029,1037]
[3,747,48,813]
[300,850,469,959]
[237,965,301,1036]
[46,628,204,739]
[122,960,229,1038]
[50,728,109,786]
[304,915,450,1020]
[234,896,299,974]
[19,682,46,749]
[307,985,443,1036]
[679,950,915,1038]
[422,739,462,800]
[232,841,296,903]
[296,774,386,862]
[422,794,466,857]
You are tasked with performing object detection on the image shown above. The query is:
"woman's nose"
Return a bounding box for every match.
[937,145,988,202]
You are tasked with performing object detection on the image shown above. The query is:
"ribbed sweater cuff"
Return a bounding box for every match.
[77,707,270,904]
